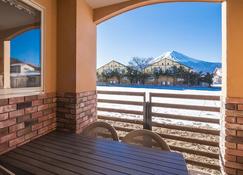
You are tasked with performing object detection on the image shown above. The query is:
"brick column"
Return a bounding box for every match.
[56,91,96,133]
[221,97,243,175]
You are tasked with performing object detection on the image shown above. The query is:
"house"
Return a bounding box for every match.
[97,60,127,74]
[213,67,222,85]
[145,53,192,74]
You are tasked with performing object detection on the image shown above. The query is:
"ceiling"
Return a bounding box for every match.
[0,1,40,31]
[85,0,130,9]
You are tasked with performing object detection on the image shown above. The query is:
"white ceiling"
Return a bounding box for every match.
[85,0,129,9]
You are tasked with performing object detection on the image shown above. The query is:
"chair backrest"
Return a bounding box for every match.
[122,129,170,151]
[82,121,119,141]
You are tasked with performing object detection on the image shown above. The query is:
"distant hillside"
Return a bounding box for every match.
[151,51,221,73]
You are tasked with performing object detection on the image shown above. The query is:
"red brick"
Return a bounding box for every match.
[226,116,236,123]
[226,123,243,131]
[227,98,243,104]
[0,133,16,143]
[226,142,237,149]
[225,167,236,175]
[32,111,43,118]
[0,104,16,113]
[238,104,243,111]
[17,127,31,137]
[9,109,24,118]
[44,98,53,104]
[225,154,237,161]
[38,94,48,100]
[226,129,237,136]
[0,113,8,121]
[25,106,38,114]
[25,131,37,140]
[9,136,25,147]
[0,119,16,129]
[237,117,243,124]
[0,128,8,137]
[38,115,49,122]
[38,104,49,111]
[226,149,243,156]
[32,99,43,106]
[0,99,8,106]
[238,131,243,137]
[25,95,37,102]
[238,144,243,150]
[38,126,48,135]
[9,122,25,133]
[32,123,43,131]
[17,115,30,123]
[9,97,24,104]
[225,161,243,170]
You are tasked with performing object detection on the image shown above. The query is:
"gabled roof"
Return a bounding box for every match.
[97,60,126,70]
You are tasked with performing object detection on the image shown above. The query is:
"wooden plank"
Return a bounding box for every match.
[152,122,220,135]
[0,155,55,175]
[151,102,220,112]
[5,151,79,175]
[98,90,145,97]
[98,99,143,106]
[39,134,188,175]
[28,140,187,175]
[20,144,128,175]
[186,159,220,170]
[46,133,186,164]
[114,126,219,146]
[169,146,219,159]
[152,112,219,124]
[98,115,143,125]
[97,107,143,115]
[150,93,220,101]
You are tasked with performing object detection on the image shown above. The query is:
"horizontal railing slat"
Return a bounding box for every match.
[98,99,143,106]
[152,122,219,135]
[98,115,143,125]
[150,93,220,101]
[112,126,219,147]
[185,160,220,170]
[97,90,145,97]
[152,112,219,124]
[151,102,220,112]
[97,107,143,115]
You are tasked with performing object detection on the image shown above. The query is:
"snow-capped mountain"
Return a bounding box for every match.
[151,51,221,73]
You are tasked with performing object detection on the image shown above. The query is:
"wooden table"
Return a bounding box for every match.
[0,131,188,175]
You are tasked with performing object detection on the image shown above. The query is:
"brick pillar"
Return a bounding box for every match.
[221,97,243,175]
[56,91,97,133]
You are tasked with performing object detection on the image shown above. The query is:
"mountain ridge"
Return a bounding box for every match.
[151,51,221,73]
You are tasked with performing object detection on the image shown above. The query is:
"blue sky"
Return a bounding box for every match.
[11,29,41,66]
[97,2,222,68]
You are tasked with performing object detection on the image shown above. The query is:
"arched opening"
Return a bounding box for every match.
[96,2,223,174]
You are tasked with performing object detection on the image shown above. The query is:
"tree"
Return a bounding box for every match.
[201,72,213,87]
[152,68,162,84]
[111,69,125,84]
[125,66,139,84]
[128,57,153,84]
[101,69,113,82]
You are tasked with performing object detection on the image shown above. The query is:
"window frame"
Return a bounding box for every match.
[0,0,45,96]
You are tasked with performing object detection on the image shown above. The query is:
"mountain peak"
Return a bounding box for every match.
[151,51,221,73]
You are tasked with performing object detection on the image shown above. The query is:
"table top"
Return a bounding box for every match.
[0,131,188,175]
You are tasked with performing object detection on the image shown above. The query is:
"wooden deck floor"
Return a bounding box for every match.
[0,131,188,175]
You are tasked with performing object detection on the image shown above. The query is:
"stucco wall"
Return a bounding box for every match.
[35,0,57,93]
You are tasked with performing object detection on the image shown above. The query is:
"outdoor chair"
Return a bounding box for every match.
[82,121,119,141]
[123,129,170,151]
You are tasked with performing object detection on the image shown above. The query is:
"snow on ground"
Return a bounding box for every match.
[97,85,221,129]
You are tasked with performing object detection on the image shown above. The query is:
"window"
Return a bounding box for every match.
[0,0,43,92]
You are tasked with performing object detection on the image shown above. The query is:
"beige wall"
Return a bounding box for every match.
[223,0,243,98]
[57,0,96,93]
[35,0,57,93]
[76,0,96,92]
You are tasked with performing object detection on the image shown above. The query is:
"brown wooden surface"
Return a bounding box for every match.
[0,131,189,175]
